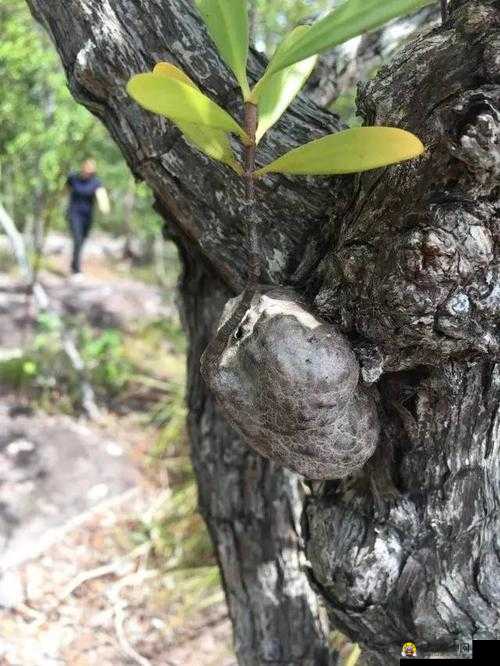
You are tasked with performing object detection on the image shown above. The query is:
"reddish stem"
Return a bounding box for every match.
[243,102,260,288]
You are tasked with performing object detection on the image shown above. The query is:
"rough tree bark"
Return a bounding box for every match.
[26,0,499,664]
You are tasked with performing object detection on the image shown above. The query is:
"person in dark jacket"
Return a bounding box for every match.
[66,159,110,274]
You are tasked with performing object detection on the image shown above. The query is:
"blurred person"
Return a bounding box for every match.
[66,159,110,274]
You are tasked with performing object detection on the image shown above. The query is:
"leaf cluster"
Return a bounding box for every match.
[127,0,435,177]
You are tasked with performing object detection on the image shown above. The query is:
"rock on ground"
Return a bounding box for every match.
[0,409,140,570]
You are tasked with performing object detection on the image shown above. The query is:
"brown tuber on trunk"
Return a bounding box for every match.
[201,286,379,479]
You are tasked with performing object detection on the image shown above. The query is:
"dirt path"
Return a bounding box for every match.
[0,235,235,666]
[0,234,176,347]
[0,483,234,666]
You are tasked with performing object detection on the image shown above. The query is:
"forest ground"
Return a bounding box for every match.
[0,234,235,666]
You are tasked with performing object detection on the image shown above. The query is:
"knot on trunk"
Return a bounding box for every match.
[201,286,379,480]
[447,88,500,186]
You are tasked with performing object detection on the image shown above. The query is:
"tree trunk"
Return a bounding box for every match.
[171,231,333,665]
[26,0,499,663]
[305,1,500,661]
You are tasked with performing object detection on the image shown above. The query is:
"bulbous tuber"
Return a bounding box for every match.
[201,286,379,480]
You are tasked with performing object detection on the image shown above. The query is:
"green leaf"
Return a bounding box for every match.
[152,63,242,173]
[195,0,250,99]
[253,27,317,144]
[22,361,37,376]
[254,127,425,176]
[177,121,243,173]
[267,0,437,74]
[127,72,249,143]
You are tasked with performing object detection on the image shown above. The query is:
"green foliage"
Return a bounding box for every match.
[251,0,334,56]
[0,351,38,390]
[255,126,425,176]
[127,73,249,142]
[330,89,360,128]
[128,0,433,176]
[264,0,436,75]
[81,328,132,395]
[0,0,160,243]
[0,0,93,225]
[254,26,317,142]
[0,313,134,411]
[133,64,243,172]
[195,0,250,99]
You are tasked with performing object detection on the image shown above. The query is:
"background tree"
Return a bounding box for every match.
[251,0,332,54]
[24,0,500,664]
[0,0,161,261]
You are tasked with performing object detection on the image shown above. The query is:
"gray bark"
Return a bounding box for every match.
[0,202,49,309]
[26,0,500,664]
[308,0,500,661]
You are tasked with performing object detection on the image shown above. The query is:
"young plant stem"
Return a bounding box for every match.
[243,102,260,289]
[201,104,261,373]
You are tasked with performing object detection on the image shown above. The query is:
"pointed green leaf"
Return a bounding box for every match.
[251,25,310,101]
[152,63,242,173]
[254,27,317,144]
[254,127,425,177]
[195,0,250,99]
[127,73,249,143]
[268,0,437,75]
